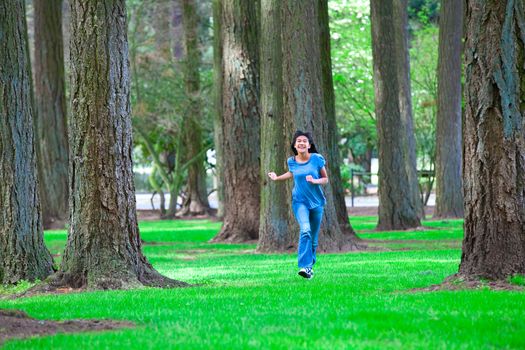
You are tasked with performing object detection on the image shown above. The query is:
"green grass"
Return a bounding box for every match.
[1,217,525,349]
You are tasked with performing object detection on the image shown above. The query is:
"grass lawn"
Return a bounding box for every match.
[1,216,525,349]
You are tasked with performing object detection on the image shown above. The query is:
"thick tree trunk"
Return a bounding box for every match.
[370,0,422,230]
[33,0,69,227]
[280,0,360,252]
[212,0,224,218]
[178,0,211,217]
[434,0,464,219]
[51,0,185,290]
[212,0,260,242]
[150,0,172,61]
[459,0,525,280]
[0,0,54,284]
[257,0,296,252]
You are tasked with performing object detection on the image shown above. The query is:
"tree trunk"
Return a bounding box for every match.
[459,0,525,280]
[212,0,260,242]
[257,0,296,252]
[172,0,185,62]
[318,0,359,237]
[150,0,172,61]
[434,0,464,219]
[280,0,360,252]
[370,0,422,230]
[212,0,224,218]
[33,0,69,228]
[51,0,185,290]
[0,0,54,284]
[178,0,211,217]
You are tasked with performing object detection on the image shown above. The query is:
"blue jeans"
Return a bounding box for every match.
[292,203,324,268]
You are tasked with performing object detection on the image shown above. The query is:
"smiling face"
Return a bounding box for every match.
[294,135,311,154]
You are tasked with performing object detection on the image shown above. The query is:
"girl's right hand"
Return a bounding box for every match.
[268,172,277,181]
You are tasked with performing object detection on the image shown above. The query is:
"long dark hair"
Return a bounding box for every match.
[290,130,318,155]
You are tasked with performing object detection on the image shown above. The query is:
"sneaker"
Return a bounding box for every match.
[298,267,313,279]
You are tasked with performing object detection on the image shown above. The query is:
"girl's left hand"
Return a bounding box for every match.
[305,175,316,184]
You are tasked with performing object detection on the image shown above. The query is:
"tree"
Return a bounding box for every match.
[50,0,184,289]
[0,0,54,284]
[257,0,295,251]
[178,0,211,216]
[33,0,69,227]
[459,0,525,280]
[212,0,224,218]
[370,0,423,230]
[277,0,360,251]
[211,0,261,243]
[434,0,463,218]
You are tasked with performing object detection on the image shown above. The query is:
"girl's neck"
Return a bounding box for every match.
[296,152,311,162]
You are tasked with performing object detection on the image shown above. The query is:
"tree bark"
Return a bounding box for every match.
[33,0,69,227]
[370,0,423,230]
[177,0,211,217]
[434,0,464,219]
[51,0,185,289]
[257,0,296,252]
[212,0,224,218]
[211,0,260,242]
[459,0,525,280]
[318,0,358,237]
[279,0,360,252]
[172,0,185,62]
[0,0,54,284]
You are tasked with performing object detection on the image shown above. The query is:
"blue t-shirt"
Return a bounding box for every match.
[287,153,327,209]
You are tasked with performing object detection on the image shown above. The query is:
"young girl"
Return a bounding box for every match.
[267,130,329,279]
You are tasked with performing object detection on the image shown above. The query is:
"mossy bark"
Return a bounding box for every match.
[370,0,423,230]
[52,0,185,289]
[33,0,69,227]
[459,0,525,280]
[0,0,54,284]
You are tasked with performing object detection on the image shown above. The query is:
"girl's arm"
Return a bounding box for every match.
[306,167,329,185]
[268,171,292,181]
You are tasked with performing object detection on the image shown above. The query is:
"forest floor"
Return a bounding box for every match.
[1,216,524,349]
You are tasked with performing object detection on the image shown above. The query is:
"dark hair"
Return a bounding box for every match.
[291,130,318,155]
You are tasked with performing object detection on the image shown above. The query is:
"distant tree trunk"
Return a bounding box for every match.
[51,0,185,289]
[211,0,260,242]
[280,0,360,252]
[172,0,185,62]
[370,0,422,230]
[212,0,224,218]
[178,0,211,217]
[459,0,525,280]
[150,0,172,61]
[318,0,358,237]
[33,0,69,228]
[257,0,296,252]
[0,0,54,284]
[434,0,464,219]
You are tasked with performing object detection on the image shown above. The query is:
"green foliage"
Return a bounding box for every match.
[509,275,525,286]
[2,217,525,349]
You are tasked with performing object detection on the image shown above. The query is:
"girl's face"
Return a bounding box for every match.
[294,136,310,154]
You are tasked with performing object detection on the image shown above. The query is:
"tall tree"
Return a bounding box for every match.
[277,0,359,251]
[33,0,69,227]
[50,0,184,289]
[211,0,260,242]
[212,0,224,218]
[459,0,525,279]
[178,0,211,216]
[370,0,423,230]
[0,0,54,284]
[434,0,464,218]
[257,0,295,251]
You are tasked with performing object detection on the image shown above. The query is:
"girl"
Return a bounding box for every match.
[267,130,329,279]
